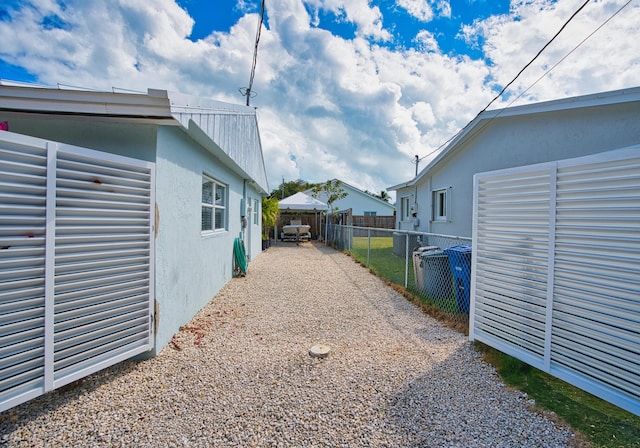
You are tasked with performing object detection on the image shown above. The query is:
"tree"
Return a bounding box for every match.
[311,179,348,212]
[311,179,348,242]
[377,190,391,203]
[261,196,280,240]
[270,179,316,199]
[365,189,391,203]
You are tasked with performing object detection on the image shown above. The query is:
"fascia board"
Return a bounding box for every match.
[485,85,640,118]
[0,85,173,118]
[165,90,255,115]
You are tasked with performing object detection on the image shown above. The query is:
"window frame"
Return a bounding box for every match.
[400,196,411,221]
[202,174,227,233]
[253,198,259,225]
[432,187,449,222]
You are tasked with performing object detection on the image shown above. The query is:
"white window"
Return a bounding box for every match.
[400,196,411,220]
[202,175,226,232]
[253,198,259,225]
[364,211,377,217]
[433,188,449,222]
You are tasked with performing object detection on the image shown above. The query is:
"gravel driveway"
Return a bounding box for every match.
[1,242,577,447]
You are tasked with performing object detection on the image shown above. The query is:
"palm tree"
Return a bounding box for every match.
[262,196,280,241]
[378,190,390,203]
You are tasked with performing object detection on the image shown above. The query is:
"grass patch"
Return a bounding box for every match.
[477,343,640,448]
[347,237,408,286]
[345,236,469,333]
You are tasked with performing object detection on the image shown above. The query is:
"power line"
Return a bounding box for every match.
[479,0,592,115]
[416,0,631,165]
[240,0,266,106]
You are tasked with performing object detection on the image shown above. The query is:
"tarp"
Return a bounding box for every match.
[279,192,328,211]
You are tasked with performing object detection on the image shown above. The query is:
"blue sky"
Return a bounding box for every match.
[177,0,511,57]
[0,0,638,196]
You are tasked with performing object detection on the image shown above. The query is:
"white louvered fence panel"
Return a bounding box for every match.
[471,145,640,416]
[473,168,552,368]
[0,132,154,412]
[551,154,640,407]
[0,136,48,409]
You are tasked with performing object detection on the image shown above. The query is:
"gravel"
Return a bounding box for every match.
[1,242,577,447]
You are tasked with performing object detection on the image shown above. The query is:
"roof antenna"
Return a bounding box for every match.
[239,0,266,106]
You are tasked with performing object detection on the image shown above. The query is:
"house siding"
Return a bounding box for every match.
[153,126,246,353]
[306,182,395,216]
[397,100,640,237]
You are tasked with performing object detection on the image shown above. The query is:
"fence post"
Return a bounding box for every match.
[404,233,409,288]
[367,228,371,267]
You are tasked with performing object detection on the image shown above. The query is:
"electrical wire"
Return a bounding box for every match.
[416,0,633,165]
[480,0,591,115]
[240,0,266,106]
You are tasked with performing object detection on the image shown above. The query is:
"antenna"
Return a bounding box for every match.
[240,0,266,106]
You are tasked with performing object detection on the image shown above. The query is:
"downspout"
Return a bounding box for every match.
[241,179,248,243]
[425,176,431,233]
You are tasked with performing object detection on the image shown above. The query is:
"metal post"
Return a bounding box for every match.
[367,228,371,267]
[405,233,409,288]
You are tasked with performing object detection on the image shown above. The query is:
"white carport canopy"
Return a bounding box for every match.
[279,192,328,211]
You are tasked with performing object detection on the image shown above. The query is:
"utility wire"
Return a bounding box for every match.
[240,0,266,106]
[416,0,630,165]
[479,0,592,115]
[501,0,634,110]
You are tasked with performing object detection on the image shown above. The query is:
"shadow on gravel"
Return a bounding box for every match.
[384,349,575,448]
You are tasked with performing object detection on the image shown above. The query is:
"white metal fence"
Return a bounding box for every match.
[0,131,155,412]
[470,145,640,416]
[328,225,472,326]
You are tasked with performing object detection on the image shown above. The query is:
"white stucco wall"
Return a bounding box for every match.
[154,126,254,353]
[397,101,640,237]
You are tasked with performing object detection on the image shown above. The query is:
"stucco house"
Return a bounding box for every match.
[0,83,268,411]
[389,87,640,238]
[305,179,395,217]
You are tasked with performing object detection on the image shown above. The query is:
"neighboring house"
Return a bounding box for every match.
[0,83,268,411]
[389,87,640,237]
[305,179,395,216]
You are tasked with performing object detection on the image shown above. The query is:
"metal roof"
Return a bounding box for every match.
[0,82,269,194]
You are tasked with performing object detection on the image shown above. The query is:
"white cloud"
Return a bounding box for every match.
[414,30,440,52]
[464,0,640,104]
[412,102,436,127]
[395,0,452,22]
[0,0,638,196]
[304,0,392,41]
[396,0,434,22]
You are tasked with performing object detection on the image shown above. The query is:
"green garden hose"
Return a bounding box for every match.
[233,237,248,275]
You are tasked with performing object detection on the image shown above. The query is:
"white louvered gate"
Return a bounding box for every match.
[470,145,640,416]
[0,131,154,412]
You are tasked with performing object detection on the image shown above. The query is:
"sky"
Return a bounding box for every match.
[0,0,639,199]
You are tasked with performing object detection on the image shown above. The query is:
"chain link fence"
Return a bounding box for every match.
[328,224,472,331]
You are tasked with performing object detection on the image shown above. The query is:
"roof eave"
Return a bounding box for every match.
[182,120,269,195]
[0,85,173,118]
